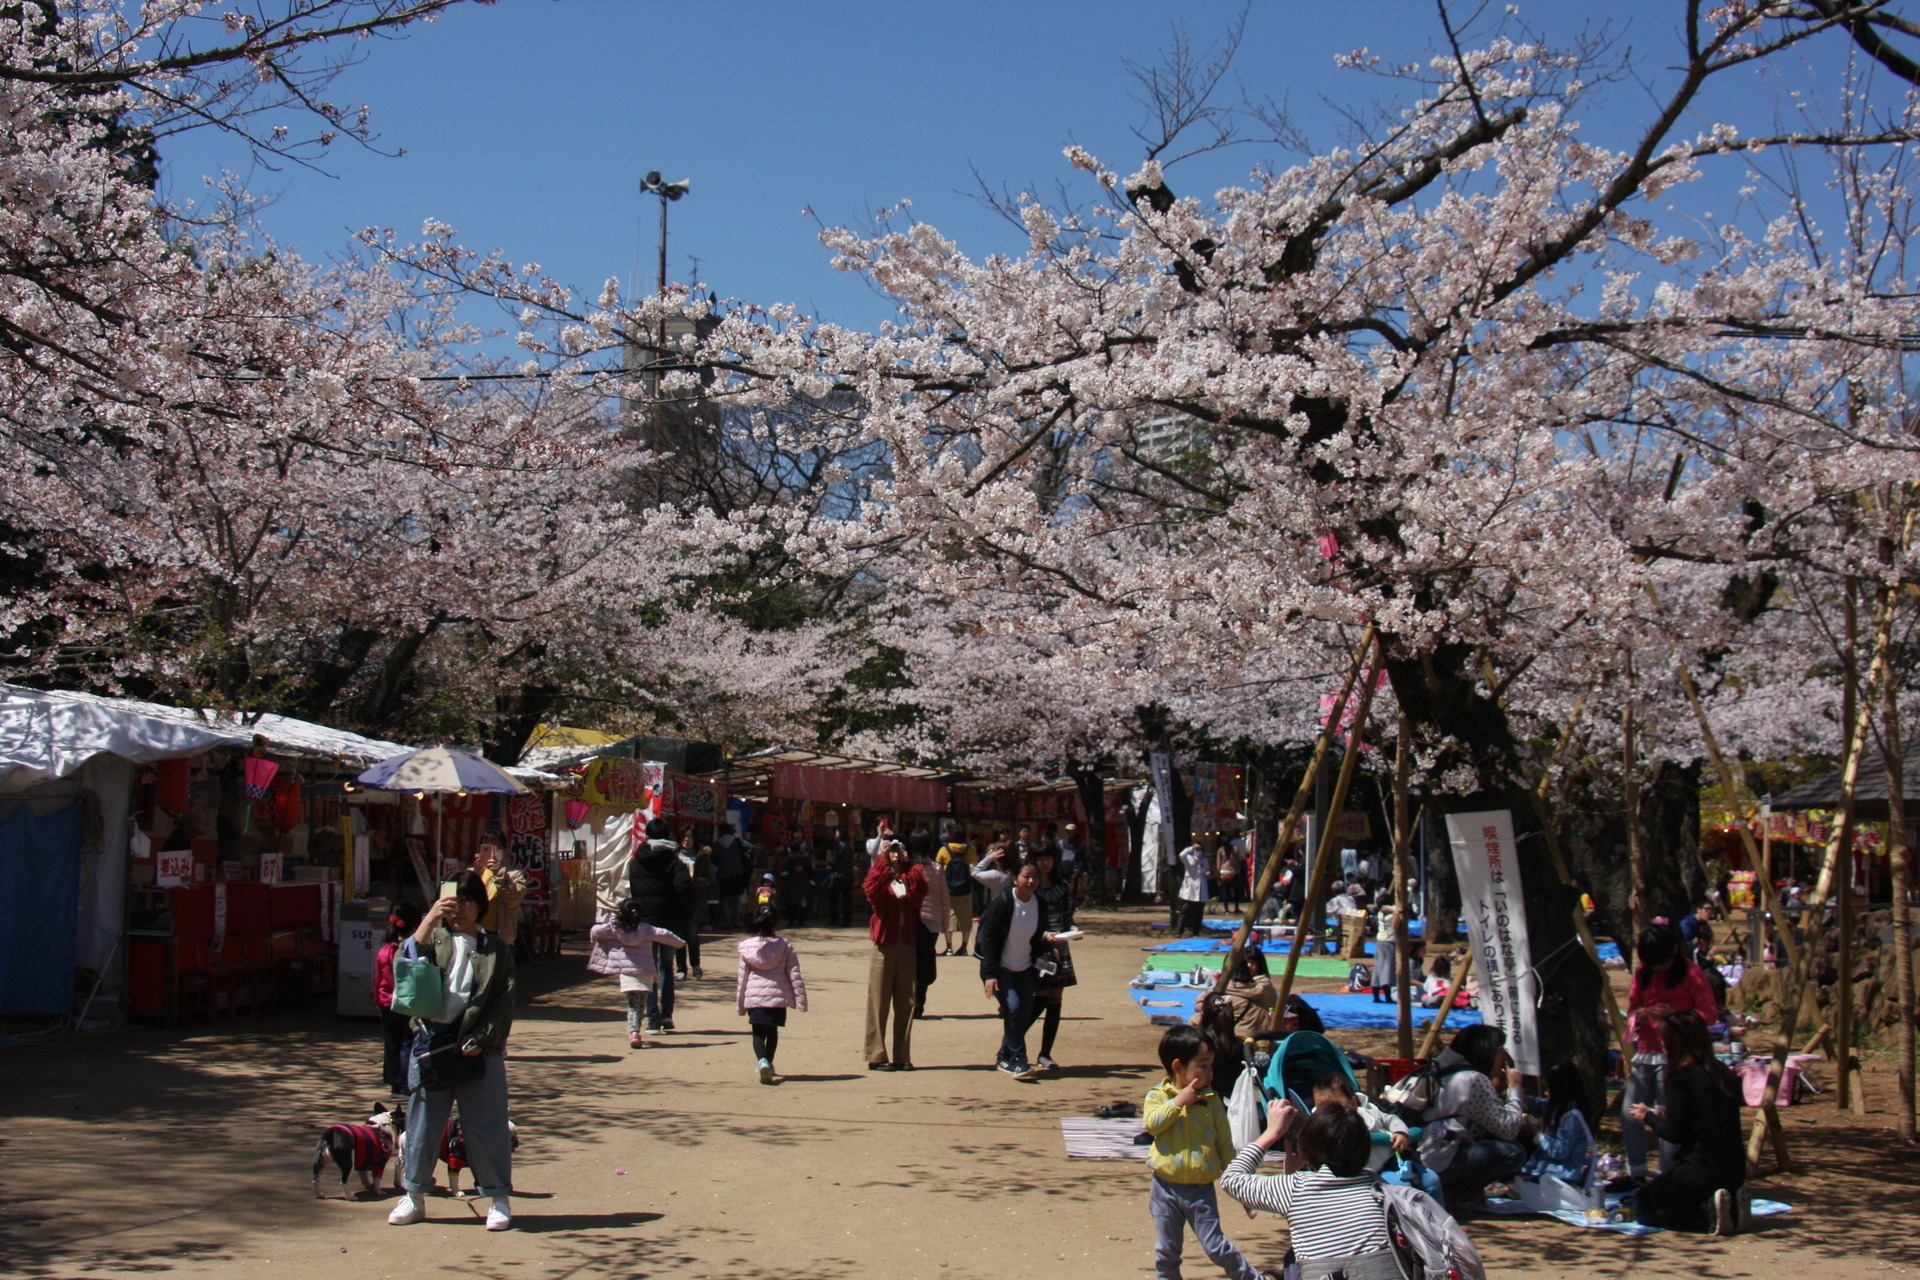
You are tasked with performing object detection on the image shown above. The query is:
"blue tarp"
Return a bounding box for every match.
[1153,935,1379,957]
[1201,917,1444,938]
[1130,986,1448,1030]
[0,801,81,1016]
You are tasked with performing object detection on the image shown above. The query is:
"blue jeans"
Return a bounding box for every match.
[994,966,1040,1069]
[1621,1057,1676,1176]
[645,944,676,1026]
[403,1047,512,1198]
[1148,1177,1259,1280]
[1440,1138,1527,1205]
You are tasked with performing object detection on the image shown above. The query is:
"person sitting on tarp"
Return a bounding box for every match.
[1417,1024,1535,1212]
[1187,949,1278,1040]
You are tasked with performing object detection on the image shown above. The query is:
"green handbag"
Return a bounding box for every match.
[390,941,445,1021]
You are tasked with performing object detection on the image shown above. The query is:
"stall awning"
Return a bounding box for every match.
[1769,752,1917,818]
[705,746,961,808]
[0,685,555,792]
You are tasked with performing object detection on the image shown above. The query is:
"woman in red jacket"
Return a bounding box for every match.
[863,839,927,1071]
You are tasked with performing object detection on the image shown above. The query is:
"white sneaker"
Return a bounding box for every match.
[758,1058,774,1085]
[387,1194,425,1226]
[486,1197,512,1231]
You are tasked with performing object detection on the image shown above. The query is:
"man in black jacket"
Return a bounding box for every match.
[628,816,691,1032]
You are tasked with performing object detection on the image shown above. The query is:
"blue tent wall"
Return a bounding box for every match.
[0,801,82,1016]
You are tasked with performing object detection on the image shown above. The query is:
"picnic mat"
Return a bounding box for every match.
[1478,1194,1792,1236]
[1061,1116,1285,1162]
[1142,951,1352,980]
[1130,987,1446,1029]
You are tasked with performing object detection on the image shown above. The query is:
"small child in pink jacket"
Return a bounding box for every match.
[589,898,685,1050]
[737,904,807,1085]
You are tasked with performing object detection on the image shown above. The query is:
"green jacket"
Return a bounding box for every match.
[415,926,516,1051]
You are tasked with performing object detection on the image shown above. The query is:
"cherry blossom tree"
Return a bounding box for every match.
[636,3,1920,1072]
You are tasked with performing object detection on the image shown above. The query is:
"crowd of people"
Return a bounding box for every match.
[366,817,1754,1269]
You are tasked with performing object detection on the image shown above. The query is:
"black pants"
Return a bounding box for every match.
[379,1007,412,1093]
[1635,1153,1741,1231]
[1178,899,1206,936]
[914,921,938,1013]
[827,876,854,926]
[751,1025,780,1063]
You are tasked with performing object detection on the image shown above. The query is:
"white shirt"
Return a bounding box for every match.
[1001,893,1040,971]
[1178,846,1210,902]
[441,930,479,1024]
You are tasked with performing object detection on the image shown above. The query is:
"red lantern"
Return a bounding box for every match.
[272,774,303,832]
[156,758,190,814]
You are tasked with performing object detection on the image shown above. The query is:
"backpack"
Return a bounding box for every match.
[1380,1060,1475,1124]
[944,848,973,895]
[1378,1180,1486,1280]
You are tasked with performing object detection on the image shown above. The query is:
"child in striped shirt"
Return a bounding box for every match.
[1219,1100,1396,1280]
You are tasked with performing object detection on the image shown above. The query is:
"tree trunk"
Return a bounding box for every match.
[1382,641,1607,1078]
[1070,761,1109,902]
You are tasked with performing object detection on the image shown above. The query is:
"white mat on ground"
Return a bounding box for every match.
[1061,1116,1284,1162]
[1478,1194,1792,1236]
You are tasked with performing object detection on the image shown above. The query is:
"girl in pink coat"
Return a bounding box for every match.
[588,898,685,1050]
[737,904,808,1085]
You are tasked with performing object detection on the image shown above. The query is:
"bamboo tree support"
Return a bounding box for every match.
[1417,950,1475,1061]
[1271,640,1386,1015]
[1882,582,1917,1141]
[1389,713,1418,1059]
[1623,654,1649,944]
[1675,592,1890,1167]
[1675,660,1801,1173]
[1214,627,1378,1007]
[1834,584,1862,1113]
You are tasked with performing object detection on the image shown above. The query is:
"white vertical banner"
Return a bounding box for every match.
[1444,809,1541,1075]
[1148,752,1178,874]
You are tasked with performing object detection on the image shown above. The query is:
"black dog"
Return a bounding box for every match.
[311,1103,407,1199]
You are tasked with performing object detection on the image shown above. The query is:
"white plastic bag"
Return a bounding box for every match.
[1228,1060,1265,1150]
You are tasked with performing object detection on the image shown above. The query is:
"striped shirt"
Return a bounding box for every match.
[1217,1144,1390,1262]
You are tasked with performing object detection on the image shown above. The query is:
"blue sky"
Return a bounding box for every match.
[158,2,1867,333]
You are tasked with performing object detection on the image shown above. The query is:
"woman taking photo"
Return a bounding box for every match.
[389,871,517,1231]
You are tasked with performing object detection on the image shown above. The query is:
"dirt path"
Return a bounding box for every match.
[1,908,1916,1279]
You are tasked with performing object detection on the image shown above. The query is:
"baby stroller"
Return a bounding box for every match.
[1257,1029,1429,1184]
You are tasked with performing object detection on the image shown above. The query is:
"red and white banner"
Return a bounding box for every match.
[1444,809,1541,1075]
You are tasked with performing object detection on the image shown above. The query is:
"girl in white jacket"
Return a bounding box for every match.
[737,905,808,1084]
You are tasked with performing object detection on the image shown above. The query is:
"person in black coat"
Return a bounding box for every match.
[1629,1009,1749,1233]
[628,816,691,1032]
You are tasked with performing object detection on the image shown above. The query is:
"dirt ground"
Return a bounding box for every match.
[2,906,1918,1280]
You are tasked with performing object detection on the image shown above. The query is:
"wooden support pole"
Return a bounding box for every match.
[1417,950,1474,1061]
[1273,642,1384,1014]
[1390,714,1417,1060]
[1214,627,1377,1003]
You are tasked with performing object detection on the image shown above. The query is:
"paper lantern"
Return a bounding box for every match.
[242,756,279,800]
[272,774,303,832]
[565,800,589,830]
[157,758,191,814]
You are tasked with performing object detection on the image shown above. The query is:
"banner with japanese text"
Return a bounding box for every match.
[1444,809,1541,1075]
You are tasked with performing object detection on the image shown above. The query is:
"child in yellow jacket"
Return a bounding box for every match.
[1144,1025,1265,1280]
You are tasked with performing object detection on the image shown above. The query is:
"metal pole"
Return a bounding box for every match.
[654,193,668,456]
